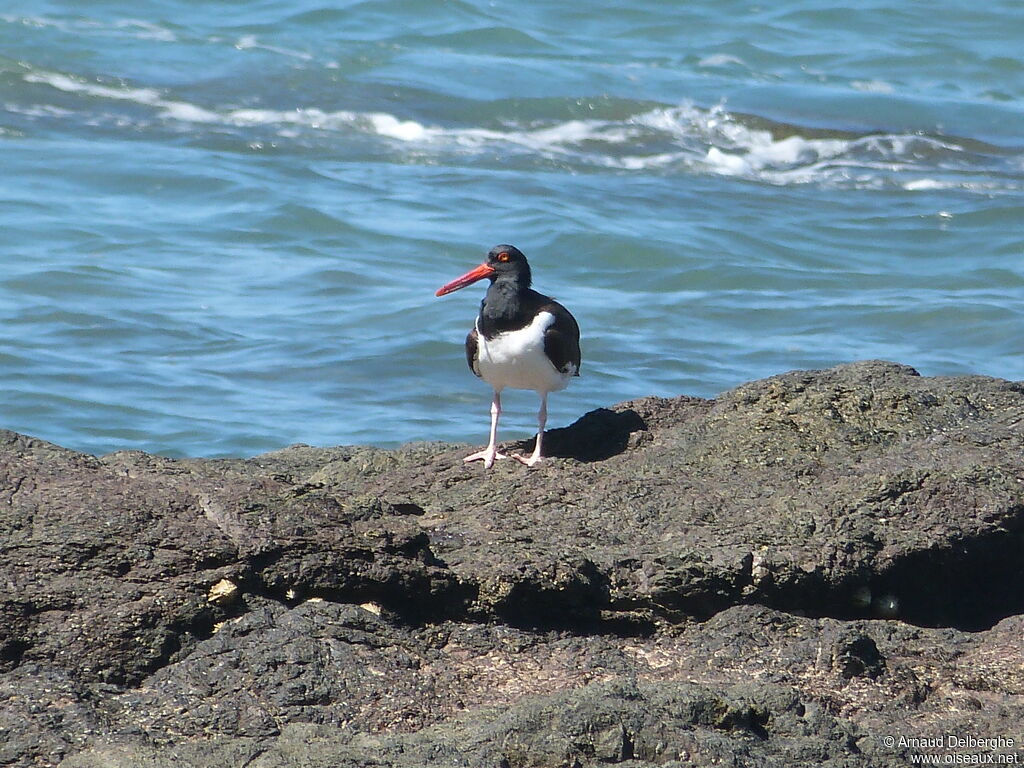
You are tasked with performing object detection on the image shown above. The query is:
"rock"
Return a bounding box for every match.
[1,361,1023,766]
[831,630,886,680]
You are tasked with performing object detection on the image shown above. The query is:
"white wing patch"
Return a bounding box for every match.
[475,311,572,394]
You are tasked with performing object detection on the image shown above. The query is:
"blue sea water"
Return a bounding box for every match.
[1,1,1022,457]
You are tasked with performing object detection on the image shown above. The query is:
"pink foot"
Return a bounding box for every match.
[511,450,542,467]
[463,447,508,468]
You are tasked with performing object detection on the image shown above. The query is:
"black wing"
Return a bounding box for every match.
[541,300,581,376]
[465,327,482,378]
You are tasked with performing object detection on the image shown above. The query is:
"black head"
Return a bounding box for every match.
[436,244,532,296]
[484,244,531,288]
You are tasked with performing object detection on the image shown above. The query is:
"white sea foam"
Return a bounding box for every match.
[159,102,222,123]
[367,113,430,141]
[621,103,853,181]
[903,179,953,191]
[235,34,313,61]
[113,19,177,42]
[851,79,896,94]
[705,147,751,175]
[703,133,849,177]
[25,72,163,105]
[2,14,176,41]
[698,54,746,68]
[445,119,636,155]
[21,69,999,190]
[3,102,74,119]
[613,153,689,171]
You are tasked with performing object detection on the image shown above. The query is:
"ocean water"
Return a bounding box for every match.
[2,1,1022,458]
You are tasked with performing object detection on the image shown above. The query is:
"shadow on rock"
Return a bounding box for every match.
[870,517,1024,631]
[518,407,648,462]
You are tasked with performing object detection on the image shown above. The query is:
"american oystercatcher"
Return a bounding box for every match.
[436,245,581,468]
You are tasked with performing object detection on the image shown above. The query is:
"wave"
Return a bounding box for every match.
[2,14,176,42]
[18,68,1019,191]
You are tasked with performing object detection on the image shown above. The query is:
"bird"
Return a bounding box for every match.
[435,244,581,468]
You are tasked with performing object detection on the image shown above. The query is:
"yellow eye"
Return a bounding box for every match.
[497,252,510,262]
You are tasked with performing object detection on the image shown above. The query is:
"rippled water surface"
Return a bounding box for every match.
[2,1,1023,456]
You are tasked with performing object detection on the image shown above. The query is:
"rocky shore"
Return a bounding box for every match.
[2,360,1023,767]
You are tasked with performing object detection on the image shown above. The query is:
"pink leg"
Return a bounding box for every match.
[463,390,508,468]
[513,393,547,467]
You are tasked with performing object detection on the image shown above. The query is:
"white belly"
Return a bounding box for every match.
[476,311,574,394]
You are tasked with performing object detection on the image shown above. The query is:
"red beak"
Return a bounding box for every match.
[435,263,496,297]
